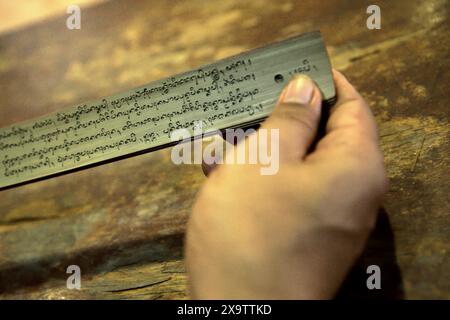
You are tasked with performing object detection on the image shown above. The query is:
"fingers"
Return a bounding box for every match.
[202,76,323,175]
[307,70,380,158]
[202,71,382,177]
[260,75,323,162]
[307,69,387,193]
[202,160,216,176]
[202,124,259,176]
[328,69,378,141]
[201,134,226,176]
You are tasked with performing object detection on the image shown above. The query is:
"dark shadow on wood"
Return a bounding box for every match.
[336,207,405,299]
[0,232,185,294]
[0,207,405,297]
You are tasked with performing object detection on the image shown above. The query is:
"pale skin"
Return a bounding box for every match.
[185,70,388,299]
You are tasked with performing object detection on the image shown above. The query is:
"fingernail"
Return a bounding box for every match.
[281,75,314,105]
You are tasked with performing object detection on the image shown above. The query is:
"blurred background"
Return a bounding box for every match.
[0,0,105,34]
[0,0,448,299]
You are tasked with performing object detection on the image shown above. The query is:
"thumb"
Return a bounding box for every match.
[261,75,323,162]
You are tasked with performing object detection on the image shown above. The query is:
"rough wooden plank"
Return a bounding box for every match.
[0,0,448,299]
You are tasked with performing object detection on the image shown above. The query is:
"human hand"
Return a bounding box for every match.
[185,70,388,299]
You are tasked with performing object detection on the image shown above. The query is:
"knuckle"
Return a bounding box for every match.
[272,103,317,132]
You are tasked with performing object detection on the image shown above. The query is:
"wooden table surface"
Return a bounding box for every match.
[0,0,448,299]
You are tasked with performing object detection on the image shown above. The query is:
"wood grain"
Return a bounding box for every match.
[0,0,448,299]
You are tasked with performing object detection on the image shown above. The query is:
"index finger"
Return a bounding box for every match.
[327,70,379,140]
[311,69,380,156]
